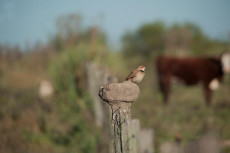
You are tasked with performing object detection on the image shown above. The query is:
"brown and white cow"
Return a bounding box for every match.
[156,52,230,105]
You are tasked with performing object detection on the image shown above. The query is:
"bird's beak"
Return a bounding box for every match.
[141,67,145,71]
[140,68,145,72]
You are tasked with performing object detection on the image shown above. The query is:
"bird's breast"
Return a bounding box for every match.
[133,72,145,83]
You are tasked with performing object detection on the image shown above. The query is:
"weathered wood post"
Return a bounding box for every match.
[127,119,140,153]
[86,62,118,153]
[99,81,140,153]
[139,129,154,153]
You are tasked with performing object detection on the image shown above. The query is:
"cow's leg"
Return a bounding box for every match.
[203,82,212,106]
[159,75,171,104]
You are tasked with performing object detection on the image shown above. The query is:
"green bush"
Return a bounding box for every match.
[47,44,98,153]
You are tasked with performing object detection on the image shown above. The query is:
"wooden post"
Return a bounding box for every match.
[111,102,131,153]
[99,81,140,153]
[127,119,140,153]
[139,129,154,153]
[86,62,118,153]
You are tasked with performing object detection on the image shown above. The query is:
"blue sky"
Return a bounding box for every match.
[0,0,230,49]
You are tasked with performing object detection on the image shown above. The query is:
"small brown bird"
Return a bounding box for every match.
[125,65,145,83]
[174,132,183,144]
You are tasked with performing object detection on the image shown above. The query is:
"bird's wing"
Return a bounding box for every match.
[125,70,138,80]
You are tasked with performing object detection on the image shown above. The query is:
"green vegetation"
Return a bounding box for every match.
[0,14,230,153]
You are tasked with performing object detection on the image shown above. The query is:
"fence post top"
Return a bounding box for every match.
[98,81,140,109]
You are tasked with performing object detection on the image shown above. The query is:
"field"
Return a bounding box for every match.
[1,19,230,153]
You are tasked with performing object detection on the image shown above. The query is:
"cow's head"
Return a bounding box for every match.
[220,51,230,73]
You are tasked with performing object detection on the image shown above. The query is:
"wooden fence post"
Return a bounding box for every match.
[86,62,118,153]
[99,81,140,153]
[128,119,140,153]
[139,129,154,153]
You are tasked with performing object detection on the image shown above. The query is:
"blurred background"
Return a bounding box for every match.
[0,0,230,153]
